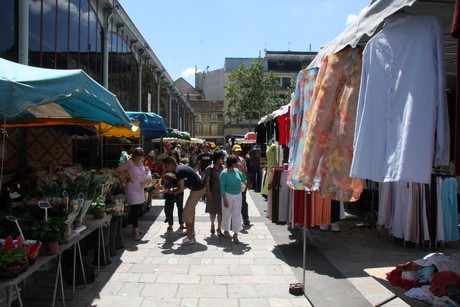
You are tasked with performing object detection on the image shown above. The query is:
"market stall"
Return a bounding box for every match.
[281,0,459,302]
[0,59,136,298]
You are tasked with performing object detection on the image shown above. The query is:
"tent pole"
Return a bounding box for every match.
[302,189,307,296]
[0,122,7,196]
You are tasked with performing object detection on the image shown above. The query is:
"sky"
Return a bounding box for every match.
[120,0,371,85]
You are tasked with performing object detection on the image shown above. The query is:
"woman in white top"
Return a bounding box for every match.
[117,147,148,241]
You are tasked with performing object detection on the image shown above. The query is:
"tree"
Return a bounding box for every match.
[224,58,279,130]
[284,78,297,105]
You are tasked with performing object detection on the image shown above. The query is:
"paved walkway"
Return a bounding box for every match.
[67,191,312,307]
[17,188,442,306]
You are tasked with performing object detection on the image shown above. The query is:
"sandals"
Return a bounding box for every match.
[210,224,215,234]
[216,229,223,237]
[224,231,232,239]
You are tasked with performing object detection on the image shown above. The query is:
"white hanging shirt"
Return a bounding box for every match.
[350,13,450,184]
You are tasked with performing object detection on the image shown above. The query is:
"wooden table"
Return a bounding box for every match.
[0,214,111,307]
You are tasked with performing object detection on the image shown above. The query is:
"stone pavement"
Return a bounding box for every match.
[18,188,457,306]
[64,190,312,307]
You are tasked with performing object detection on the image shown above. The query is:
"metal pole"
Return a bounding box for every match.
[302,189,307,295]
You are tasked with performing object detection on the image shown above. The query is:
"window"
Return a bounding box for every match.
[202,124,210,135]
[211,114,218,122]
[195,114,201,122]
[195,124,202,135]
[211,124,218,135]
[281,77,291,89]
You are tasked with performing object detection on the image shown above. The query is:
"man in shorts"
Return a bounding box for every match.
[163,157,206,245]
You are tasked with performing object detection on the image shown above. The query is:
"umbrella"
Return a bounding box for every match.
[96,112,167,138]
[166,128,191,141]
[0,57,134,130]
[126,112,167,138]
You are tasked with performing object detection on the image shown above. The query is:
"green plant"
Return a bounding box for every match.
[0,236,27,270]
[31,217,66,242]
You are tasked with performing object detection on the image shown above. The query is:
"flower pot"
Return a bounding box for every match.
[0,262,28,278]
[93,208,105,219]
[43,241,59,255]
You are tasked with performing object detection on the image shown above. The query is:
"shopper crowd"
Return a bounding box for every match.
[117,141,258,245]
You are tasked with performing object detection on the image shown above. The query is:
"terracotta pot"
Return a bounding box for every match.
[43,241,59,255]
[0,262,28,278]
[93,208,105,219]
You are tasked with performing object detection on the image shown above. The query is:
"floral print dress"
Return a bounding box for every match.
[286,68,318,191]
[296,47,364,202]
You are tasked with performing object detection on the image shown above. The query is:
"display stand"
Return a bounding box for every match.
[301,190,313,296]
[0,215,110,307]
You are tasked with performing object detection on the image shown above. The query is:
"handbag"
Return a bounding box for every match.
[142,169,154,188]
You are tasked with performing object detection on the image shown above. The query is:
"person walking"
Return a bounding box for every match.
[169,151,185,229]
[232,144,251,226]
[205,150,225,236]
[220,155,246,244]
[163,157,206,245]
[117,147,148,241]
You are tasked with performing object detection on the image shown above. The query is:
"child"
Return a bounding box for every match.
[161,173,184,231]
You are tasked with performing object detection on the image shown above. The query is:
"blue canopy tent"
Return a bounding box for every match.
[0,58,135,129]
[95,112,167,138]
[126,112,167,138]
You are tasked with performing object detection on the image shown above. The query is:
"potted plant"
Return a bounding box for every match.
[31,217,66,255]
[91,195,106,219]
[0,235,28,278]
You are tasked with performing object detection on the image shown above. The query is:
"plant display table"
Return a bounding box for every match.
[0,215,111,307]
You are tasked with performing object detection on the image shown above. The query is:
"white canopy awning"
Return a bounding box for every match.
[309,0,456,76]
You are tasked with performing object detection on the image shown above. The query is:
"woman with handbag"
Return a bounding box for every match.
[219,155,246,244]
[117,147,148,241]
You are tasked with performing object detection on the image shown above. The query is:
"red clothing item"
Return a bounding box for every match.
[277,111,290,146]
[386,264,419,291]
[430,271,460,297]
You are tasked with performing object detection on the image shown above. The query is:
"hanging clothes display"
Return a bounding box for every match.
[296,47,364,202]
[377,176,458,245]
[310,192,331,227]
[255,122,267,145]
[452,0,460,175]
[350,13,451,184]
[278,169,290,223]
[287,68,318,190]
[440,177,459,242]
[262,143,278,196]
[276,111,290,146]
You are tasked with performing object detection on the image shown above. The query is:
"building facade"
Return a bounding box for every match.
[176,77,224,145]
[0,0,192,131]
[194,50,317,143]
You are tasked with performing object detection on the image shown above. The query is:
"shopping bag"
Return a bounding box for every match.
[143,169,154,188]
